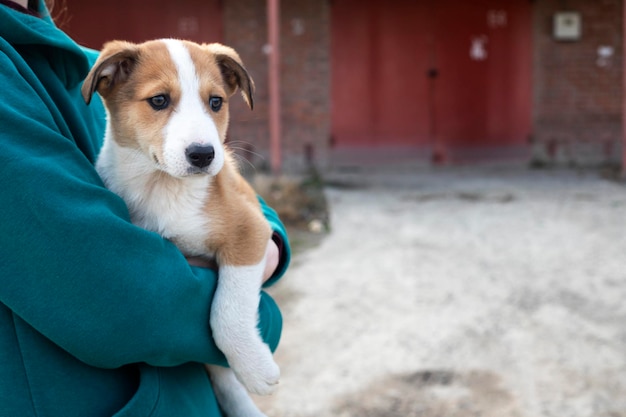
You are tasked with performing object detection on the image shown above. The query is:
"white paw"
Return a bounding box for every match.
[232,353,280,396]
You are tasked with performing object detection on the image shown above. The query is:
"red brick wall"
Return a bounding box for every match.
[222,0,269,169]
[532,0,623,166]
[223,0,331,173]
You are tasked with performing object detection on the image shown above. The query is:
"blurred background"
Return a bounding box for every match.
[58,1,626,416]
[60,0,624,174]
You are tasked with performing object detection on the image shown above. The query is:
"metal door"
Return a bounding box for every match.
[331,0,531,162]
[331,0,432,150]
[432,0,532,162]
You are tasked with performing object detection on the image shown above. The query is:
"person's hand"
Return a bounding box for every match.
[262,238,280,283]
[186,238,279,284]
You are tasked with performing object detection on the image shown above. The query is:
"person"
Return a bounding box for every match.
[0,1,290,416]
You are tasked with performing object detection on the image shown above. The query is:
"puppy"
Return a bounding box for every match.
[82,39,278,417]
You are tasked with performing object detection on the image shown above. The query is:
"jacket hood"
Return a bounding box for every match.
[0,3,90,87]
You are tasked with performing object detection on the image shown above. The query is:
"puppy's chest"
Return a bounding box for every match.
[129,177,214,256]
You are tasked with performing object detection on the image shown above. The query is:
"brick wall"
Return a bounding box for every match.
[222,0,270,169]
[532,0,623,166]
[223,0,624,170]
[223,0,331,173]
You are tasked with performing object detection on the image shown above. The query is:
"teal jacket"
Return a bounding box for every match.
[0,4,289,417]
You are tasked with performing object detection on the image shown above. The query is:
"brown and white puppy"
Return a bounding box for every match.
[82,39,277,417]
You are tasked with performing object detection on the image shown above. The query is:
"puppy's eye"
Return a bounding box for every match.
[148,94,169,111]
[209,96,223,112]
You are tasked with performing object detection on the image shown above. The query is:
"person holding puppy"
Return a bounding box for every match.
[0,1,290,416]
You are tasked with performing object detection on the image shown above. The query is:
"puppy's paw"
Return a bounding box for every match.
[233,355,280,396]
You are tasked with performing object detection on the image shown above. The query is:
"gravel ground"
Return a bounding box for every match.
[256,164,626,417]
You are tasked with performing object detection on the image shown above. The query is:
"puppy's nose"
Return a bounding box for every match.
[185,144,215,168]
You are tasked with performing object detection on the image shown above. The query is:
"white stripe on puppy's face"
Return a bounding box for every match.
[161,39,224,178]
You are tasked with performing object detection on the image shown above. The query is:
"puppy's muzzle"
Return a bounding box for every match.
[186,144,215,169]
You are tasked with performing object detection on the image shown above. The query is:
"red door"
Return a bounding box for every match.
[331,0,433,151]
[331,0,531,162]
[62,0,223,50]
[432,0,532,162]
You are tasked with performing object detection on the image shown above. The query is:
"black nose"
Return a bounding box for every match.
[185,144,215,168]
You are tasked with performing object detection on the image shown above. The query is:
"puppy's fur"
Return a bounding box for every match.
[82,39,278,417]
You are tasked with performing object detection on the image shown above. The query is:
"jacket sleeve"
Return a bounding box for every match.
[0,51,287,369]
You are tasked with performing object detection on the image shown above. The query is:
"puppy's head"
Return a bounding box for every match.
[82,39,254,178]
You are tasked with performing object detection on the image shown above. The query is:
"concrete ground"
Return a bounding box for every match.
[256,164,626,417]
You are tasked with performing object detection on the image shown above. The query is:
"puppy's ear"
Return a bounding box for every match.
[205,43,255,110]
[82,41,139,105]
